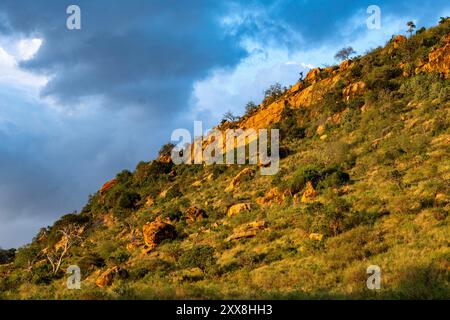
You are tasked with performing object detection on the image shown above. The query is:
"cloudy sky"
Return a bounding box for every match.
[0,0,448,248]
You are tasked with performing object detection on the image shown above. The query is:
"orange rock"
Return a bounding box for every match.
[343,81,366,100]
[416,33,450,78]
[339,60,352,72]
[301,181,319,203]
[256,187,285,206]
[393,35,407,49]
[225,168,255,192]
[96,266,120,288]
[142,220,177,252]
[309,233,324,241]
[304,68,322,84]
[99,179,117,194]
[227,203,252,217]
[158,154,172,164]
[185,206,208,223]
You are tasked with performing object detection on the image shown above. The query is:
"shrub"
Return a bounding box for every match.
[244,101,259,115]
[301,198,351,236]
[289,165,321,193]
[0,248,16,265]
[76,252,105,273]
[31,264,54,285]
[263,83,285,105]
[118,191,141,210]
[109,248,130,264]
[158,143,175,158]
[178,245,217,272]
[116,170,133,184]
[316,166,350,190]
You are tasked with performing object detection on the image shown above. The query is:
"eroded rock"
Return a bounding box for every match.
[142,220,177,252]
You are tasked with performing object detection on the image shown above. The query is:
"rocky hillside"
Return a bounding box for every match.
[1,19,449,299]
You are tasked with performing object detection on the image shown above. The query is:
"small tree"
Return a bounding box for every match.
[406,21,416,37]
[298,71,304,82]
[244,101,258,115]
[334,47,356,61]
[263,83,284,105]
[222,111,239,122]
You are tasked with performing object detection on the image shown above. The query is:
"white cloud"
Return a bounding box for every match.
[0,38,47,90]
[18,38,42,61]
[191,11,416,124]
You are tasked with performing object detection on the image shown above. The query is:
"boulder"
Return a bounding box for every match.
[158,154,172,164]
[227,203,252,217]
[304,68,322,84]
[185,206,208,223]
[225,220,267,242]
[309,233,324,241]
[256,188,285,206]
[342,81,366,101]
[339,59,352,71]
[301,181,319,203]
[100,179,117,194]
[142,220,177,252]
[393,35,407,49]
[416,33,450,79]
[145,196,155,207]
[225,168,255,192]
[95,266,120,288]
[316,124,327,135]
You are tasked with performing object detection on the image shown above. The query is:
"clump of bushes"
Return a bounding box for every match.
[178,245,217,273]
[0,248,16,265]
[288,165,350,194]
[263,83,285,105]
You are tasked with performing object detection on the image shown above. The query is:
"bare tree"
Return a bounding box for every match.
[334,47,356,61]
[406,21,416,37]
[45,224,82,275]
[222,111,239,122]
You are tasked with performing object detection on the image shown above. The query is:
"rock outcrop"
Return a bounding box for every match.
[142,220,177,252]
[256,187,285,206]
[301,181,319,203]
[227,203,252,217]
[185,206,208,223]
[225,220,267,242]
[96,266,120,288]
[225,168,255,192]
[100,179,118,194]
[416,33,450,79]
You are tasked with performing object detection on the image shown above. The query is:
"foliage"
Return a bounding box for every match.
[178,245,217,272]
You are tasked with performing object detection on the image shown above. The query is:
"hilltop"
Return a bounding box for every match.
[0,19,449,299]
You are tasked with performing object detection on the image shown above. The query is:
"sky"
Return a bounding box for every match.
[0,0,449,248]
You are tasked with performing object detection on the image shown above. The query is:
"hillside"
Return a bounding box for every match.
[1,19,449,299]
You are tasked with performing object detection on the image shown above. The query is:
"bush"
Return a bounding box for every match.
[301,198,350,236]
[263,83,285,105]
[178,245,217,272]
[0,248,16,265]
[316,166,350,190]
[244,101,259,116]
[289,165,321,193]
[118,191,141,210]
[109,248,130,264]
[31,264,54,285]
[76,252,105,274]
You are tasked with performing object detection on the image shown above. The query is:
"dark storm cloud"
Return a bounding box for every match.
[0,0,246,112]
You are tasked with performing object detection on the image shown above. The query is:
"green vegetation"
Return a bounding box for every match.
[0,20,448,300]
